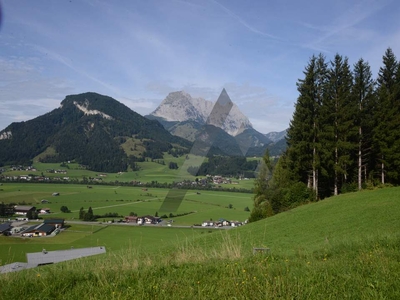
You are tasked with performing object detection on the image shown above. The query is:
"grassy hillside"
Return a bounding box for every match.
[1,187,399,299]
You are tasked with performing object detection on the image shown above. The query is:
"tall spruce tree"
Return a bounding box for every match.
[352,58,375,189]
[287,54,328,199]
[374,48,399,184]
[321,54,356,195]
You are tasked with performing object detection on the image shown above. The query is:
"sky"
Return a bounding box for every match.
[1,0,400,134]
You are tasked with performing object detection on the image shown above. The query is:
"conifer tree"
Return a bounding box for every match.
[352,58,375,189]
[287,54,328,198]
[321,54,355,195]
[374,48,399,184]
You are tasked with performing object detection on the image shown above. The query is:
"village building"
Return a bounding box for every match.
[43,219,65,228]
[0,223,12,235]
[124,216,138,223]
[39,208,51,214]
[131,215,161,225]
[14,205,36,216]
[230,221,243,227]
[201,220,215,227]
[21,224,56,237]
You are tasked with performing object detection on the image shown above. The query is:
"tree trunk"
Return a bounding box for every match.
[313,146,318,199]
[358,126,362,190]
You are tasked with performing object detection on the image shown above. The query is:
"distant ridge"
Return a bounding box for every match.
[0,92,191,172]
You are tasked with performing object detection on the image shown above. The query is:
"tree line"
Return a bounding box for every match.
[250,48,400,221]
[287,48,400,199]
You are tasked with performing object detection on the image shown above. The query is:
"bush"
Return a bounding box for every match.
[60,206,71,213]
[341,183,358,194]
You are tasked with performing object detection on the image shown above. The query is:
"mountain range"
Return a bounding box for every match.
[0,91,287,172]
[147,90,287,156]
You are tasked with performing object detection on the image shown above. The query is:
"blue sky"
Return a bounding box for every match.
[1,0,399,133]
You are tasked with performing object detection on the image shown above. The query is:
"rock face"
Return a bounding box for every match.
[265,129,287,143]
[73,100,113,120]
[150,91,252,136]
[0,131,12,140]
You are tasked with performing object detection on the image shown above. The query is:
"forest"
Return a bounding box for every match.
[250,48,400,222]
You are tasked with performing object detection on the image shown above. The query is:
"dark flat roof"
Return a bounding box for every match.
[43,219,64,224]
[0,223,11,232]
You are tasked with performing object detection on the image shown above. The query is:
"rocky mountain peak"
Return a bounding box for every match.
[150,90,252,136]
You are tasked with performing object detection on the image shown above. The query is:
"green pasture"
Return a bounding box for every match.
[1,186,400,299]
[1,157,256,188]
[0,183,252,225]
[0,225,207,264]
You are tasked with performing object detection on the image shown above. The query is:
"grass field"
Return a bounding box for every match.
[0,225,208,264]
[0,183,253,225]
[2,158,257,189]
[0,182,252,265]
[1,186,399,299]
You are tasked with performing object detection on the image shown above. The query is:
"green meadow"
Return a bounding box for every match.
[2,158,256,189]
[0,183,253,224]
[0,182,252,265]
[0,225,207,264]
[1,186,399,299]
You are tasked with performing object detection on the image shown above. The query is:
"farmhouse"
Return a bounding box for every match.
[219,219,231,226]
[136,215,160,225]
[202,220,215,227]
[125,216,138,223]
[231,221,243,227]
[145,215,161,224]
[14,205,36,216]
[21,224,56,237]
[39,208,51,214]
[43,219,65,228]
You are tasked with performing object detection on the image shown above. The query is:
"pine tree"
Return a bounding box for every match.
[84,206,94,221]
[79,207,85,220]
[321,54,356,195]
[374,48,399,184]
[287,54,328,198]
[352,58,375,189]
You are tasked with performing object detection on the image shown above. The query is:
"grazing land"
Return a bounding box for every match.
[0,186,399,299]
[0,183,253,224]
[2,159,257,189]
[0,182,252,265]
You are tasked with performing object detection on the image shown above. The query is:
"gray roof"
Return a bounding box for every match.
[0,262,37,274]
[0,223,11,232]
[27,246,106,265]
[21,224,40,233]
[21,224,55,234]
[14,205,36,212]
